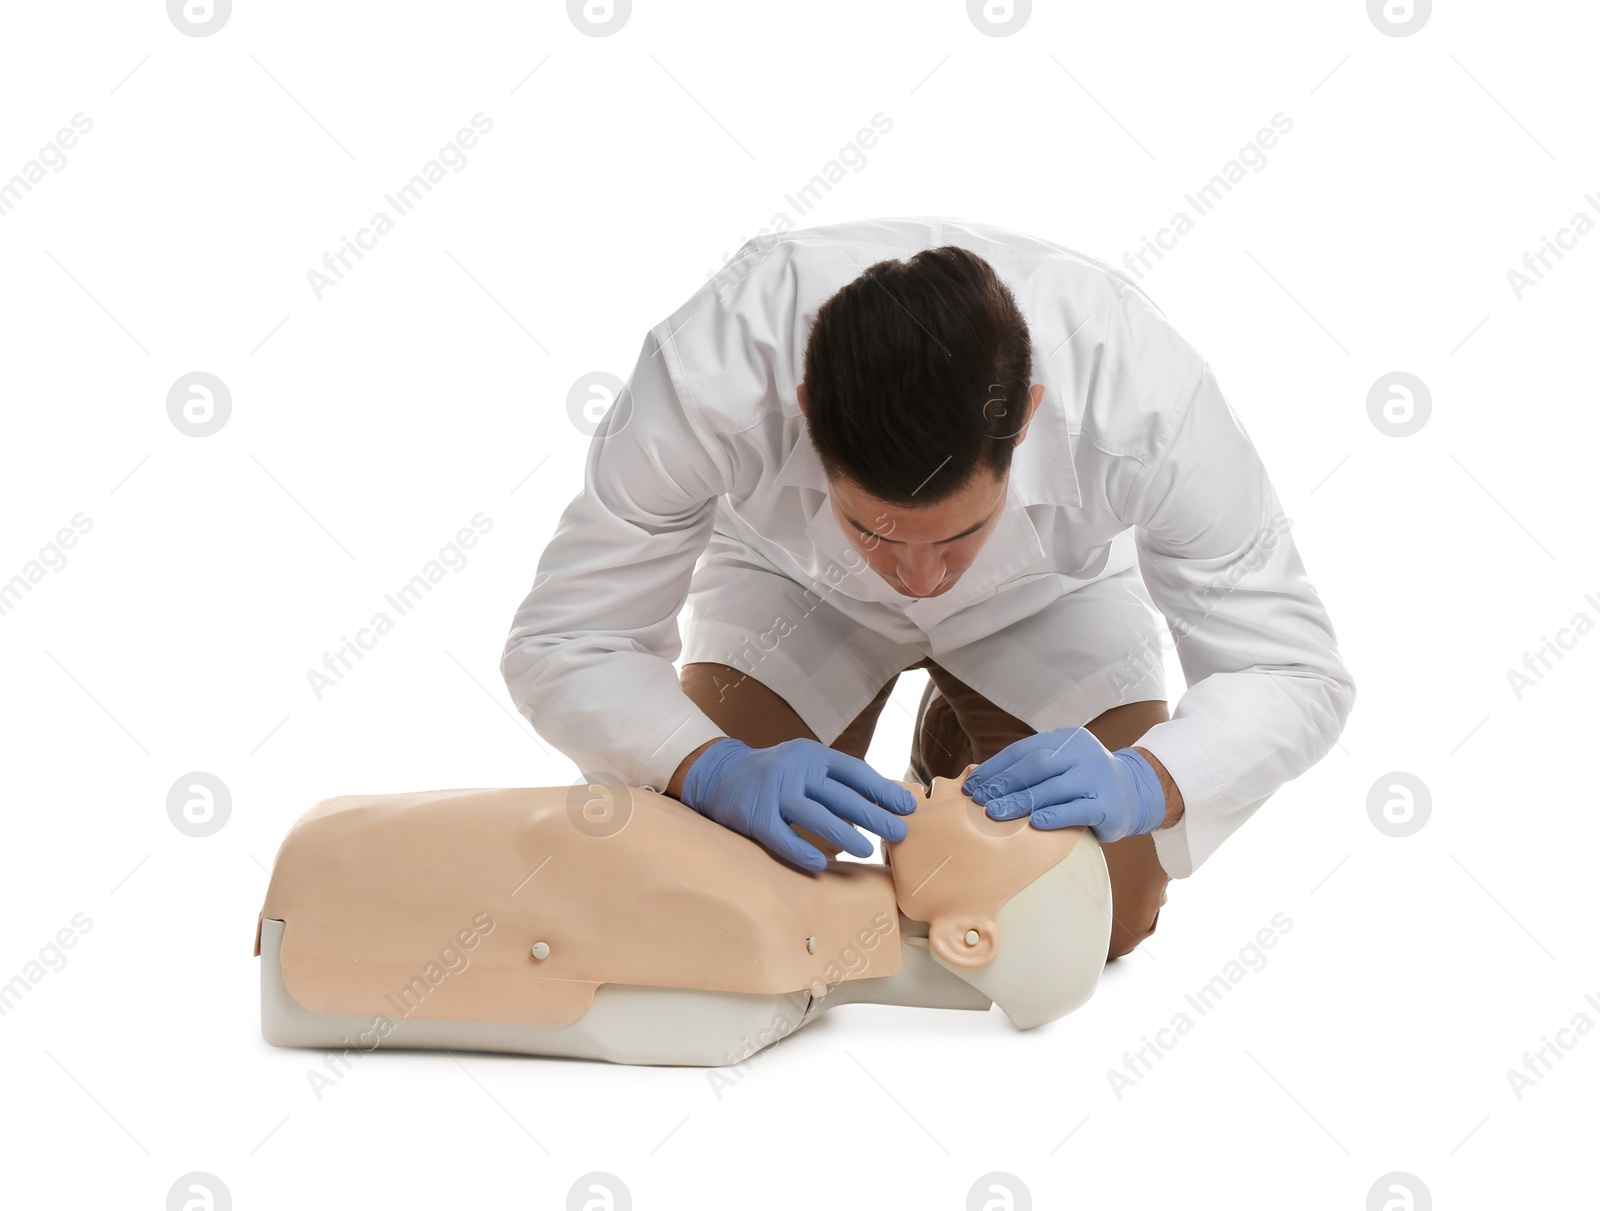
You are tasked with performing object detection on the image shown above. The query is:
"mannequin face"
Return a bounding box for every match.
[797,382,1043,598]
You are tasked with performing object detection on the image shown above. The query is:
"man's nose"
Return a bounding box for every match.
[897,550,946,595]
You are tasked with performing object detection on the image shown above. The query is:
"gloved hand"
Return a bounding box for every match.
[962,727,1166,843]
[679,737,918,871]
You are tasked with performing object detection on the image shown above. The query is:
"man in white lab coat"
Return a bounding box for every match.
[502,216,1354,959]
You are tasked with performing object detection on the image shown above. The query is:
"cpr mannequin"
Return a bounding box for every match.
[256,764,1112,1067]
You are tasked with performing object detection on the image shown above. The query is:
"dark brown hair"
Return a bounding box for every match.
[801,245,1033,505]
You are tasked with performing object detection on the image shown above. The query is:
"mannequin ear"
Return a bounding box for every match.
[928,915,999,969]
[796,381,808,416]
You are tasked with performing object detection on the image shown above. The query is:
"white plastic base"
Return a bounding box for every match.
[259,917,993,1068]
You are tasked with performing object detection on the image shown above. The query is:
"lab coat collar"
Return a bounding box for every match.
[1009,356,1085,509]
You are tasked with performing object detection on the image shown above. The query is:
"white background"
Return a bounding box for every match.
[1,1,1594,1207]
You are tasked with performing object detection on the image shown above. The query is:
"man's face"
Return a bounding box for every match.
[797,381,1043,599]
[827,466,1008,598]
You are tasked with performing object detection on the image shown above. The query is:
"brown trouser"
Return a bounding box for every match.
[679,658,1171,961]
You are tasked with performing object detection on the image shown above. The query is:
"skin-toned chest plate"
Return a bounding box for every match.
[256,785,901,1028]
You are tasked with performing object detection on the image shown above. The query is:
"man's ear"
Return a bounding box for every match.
[1012,384,1045,446]
[796,382,808,416]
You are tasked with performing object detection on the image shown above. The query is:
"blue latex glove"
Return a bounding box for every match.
[963,727,1166,843]
[680,737,918,871]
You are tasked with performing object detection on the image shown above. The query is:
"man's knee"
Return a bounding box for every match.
[681,662,758,711]
[1102,831,1170,961]
[1107,901,1165,961]
[1082,698,1173,959]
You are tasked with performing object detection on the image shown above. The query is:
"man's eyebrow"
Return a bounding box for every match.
[842,498,1002,545]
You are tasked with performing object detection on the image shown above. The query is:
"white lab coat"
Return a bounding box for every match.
[501,216,1355,879]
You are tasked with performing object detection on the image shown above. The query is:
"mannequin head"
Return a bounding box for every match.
[886,767,1112,1029]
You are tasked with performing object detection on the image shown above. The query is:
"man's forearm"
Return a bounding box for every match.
[667,737,726,799]
[1133,745,1185,829]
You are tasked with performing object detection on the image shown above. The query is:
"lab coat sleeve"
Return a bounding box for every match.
[499,329,732,793]
[1118,360,1356,878]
